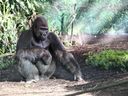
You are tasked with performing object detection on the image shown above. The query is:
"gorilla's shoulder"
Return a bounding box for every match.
[19,30,32,37]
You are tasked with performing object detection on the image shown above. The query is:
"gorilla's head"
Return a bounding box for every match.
[32,16,49,41]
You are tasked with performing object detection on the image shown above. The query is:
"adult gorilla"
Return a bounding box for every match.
[16,15,83,82]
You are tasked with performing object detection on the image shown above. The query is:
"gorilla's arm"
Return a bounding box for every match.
[47,32,65,51]
[47,32,83,81]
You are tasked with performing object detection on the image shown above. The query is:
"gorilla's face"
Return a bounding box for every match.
[36,27,48,41]
[32,16,49,41]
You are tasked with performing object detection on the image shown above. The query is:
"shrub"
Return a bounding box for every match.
[0,0,49,54]
[86,50,128,72]
[0,56,16,69]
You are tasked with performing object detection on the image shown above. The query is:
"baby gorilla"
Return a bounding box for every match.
[16,48,55,83]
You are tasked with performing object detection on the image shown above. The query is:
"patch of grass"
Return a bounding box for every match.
[0,56,16,70]
[86,50,128,72]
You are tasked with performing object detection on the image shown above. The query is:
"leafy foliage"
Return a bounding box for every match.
[44,0,128,35]
[0,56,15,69]
[86,50,128,72]
[0,0,128,54]
[0,0,49,54]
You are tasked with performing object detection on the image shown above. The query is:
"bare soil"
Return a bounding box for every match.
[0,35,128,96]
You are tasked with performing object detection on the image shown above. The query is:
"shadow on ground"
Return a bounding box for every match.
[0,65,24,82]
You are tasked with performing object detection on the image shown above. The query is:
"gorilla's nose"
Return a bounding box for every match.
[43,33,46,37]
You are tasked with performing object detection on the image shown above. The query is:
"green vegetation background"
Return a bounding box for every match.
[0,0,128,71]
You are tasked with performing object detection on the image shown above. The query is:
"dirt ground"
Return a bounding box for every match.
[0,35,128,96]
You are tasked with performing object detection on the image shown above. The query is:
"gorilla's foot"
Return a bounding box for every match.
[26,79,39,83]
[40,75,49,81]
[26,76,39,83]
[74,73,83,81]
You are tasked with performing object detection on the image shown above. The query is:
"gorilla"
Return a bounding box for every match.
[16,15,83,82]
[16,48,55,83]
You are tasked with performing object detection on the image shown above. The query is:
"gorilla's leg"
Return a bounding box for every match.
[44,60,56,79]
[18,59,39,83]
[35,61,49,80]
[55,51,83,81]
[53,62,74,80]
[35,60,56,80]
